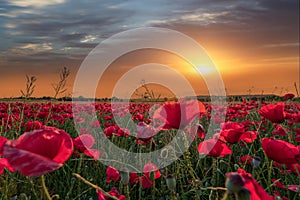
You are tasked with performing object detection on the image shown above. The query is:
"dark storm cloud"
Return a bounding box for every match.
[59,33,87,43]
[64,42,97,49]
[16,15,122,36]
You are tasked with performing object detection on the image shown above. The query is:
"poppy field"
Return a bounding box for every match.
[0,96,299,200]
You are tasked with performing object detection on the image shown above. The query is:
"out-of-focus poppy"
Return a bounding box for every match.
[96,187,126,200]
[283,93,295,100]
[106,166,120,183]
[258,102,286,123]
[237,168,273,200]
[198,138,232,157]
[141,163,161,188]
[1,126,73,177]
[262,138,300,164]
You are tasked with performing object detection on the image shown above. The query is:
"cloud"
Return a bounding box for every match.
[6,0,65,8]
[261,43,300,48]
[0,0,298,66]
[2,43,53,59]
[180,11,229,23]
[4,23,17,28]
[80,35,98,43]
[0,9,39,18]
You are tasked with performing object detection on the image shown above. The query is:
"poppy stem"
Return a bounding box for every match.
[73,173,119,200]
[124,184,131,200]
[200,187,227,191]
[40,175,52,200]
[170,190,177,200]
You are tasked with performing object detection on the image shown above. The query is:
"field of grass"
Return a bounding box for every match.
[0,96,299,200]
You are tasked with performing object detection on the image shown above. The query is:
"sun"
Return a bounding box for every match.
[195,65,215,76]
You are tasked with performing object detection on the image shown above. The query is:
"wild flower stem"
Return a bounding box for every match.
[41,175,52,200]
[73,173,119,200]
[124,184,131,200]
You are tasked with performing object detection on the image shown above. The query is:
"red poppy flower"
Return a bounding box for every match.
[85,149,103,160]
[262,138,300,164]
[240,155,253,165]
[152,99,206,130]
[237,168,273,200]
[104,126,117,138]
[73,134,95,152]
[103,125,129,138]
[198,138,232,157]
[73,134,100,160]
[106,166,120,183]
[0,158,14,174]
[37,111,48,119]
[273,191,289,200]
[258,102,286,123]
[143,163,161,180]
[272,162,297,175]
[129,172,139,185]
[283,93,295,100]
[2,126,73,177]
[220,122,257,144]
[272,125,287,136]
[140,163,161,188]
[186,124,205,140]
[287,185,300,193]
[295,128,300,143]
[79,128,91,135]
[271,180,300,192]
[239,131,258,143]
[136,122,156,145]
[115,128,130,137]
[271,179,286,189]
[0,136,7,155]
[285,163,300,175]
[24,120,43,132]
[96,187,126,200]
[140,176,154,188]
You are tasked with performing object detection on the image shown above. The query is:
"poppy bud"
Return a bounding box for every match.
[234,164,240,171]
[225,172,245,193]
[252,156,262,168]
[166,174,176,191]
[120,168,130,185]
[205,182,210,187]
[150,170,155,180]
[274,196,282,200]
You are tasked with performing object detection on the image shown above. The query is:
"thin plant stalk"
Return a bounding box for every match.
[41,175,52,200]
[73,173,119,200]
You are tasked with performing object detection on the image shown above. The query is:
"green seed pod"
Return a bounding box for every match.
[120,168,130,185]
[205,182,210,187]
[166,174,176,191]
[252,156,262,168]
[274,196,283,200]
[234,164,240,171]
[150,170,155,180]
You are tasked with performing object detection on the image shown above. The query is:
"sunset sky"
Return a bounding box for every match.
[0,0,299,98]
